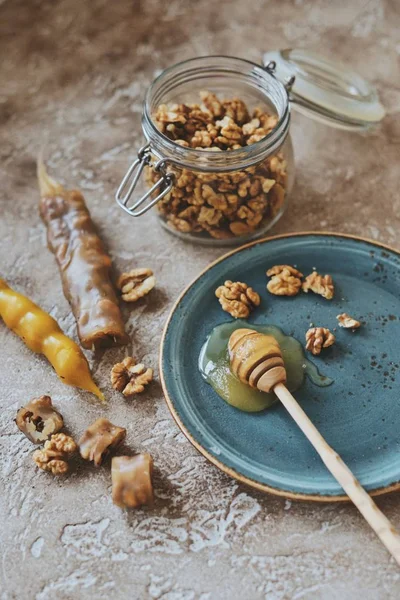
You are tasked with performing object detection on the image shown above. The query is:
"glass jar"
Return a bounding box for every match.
[116,52,384,245]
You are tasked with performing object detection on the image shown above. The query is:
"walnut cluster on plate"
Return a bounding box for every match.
[215,264,362,357]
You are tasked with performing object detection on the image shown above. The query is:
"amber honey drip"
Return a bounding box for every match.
[199,321,333,412]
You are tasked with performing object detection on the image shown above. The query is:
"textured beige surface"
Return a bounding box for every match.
[1,1,400,598]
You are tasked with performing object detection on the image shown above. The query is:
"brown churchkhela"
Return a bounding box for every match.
[38,160,128,349]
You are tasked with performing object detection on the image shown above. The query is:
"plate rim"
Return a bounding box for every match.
[159,231,400,502]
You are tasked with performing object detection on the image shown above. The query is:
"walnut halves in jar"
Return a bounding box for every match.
[112,454,154,508]
[16,395,64,443]
[78,418,126,466]
[146,91,289,241]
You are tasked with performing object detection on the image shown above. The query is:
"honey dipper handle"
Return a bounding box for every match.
[274,383,400,566]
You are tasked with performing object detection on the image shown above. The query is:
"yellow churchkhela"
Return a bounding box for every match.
[0,278,104,401]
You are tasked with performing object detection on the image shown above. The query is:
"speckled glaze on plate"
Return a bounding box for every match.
[160,233,400,501]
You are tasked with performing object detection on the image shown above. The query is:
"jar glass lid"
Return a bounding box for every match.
[263,49,385,131]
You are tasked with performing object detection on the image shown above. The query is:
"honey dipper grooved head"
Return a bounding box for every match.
[228,328,287,393]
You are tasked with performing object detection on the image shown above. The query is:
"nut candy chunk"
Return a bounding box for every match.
[302,272,334,300]
[111,357,153,397]
[32,433,77,475]
[215,280,261,318]
[118,269,155,303]
[305,327,336,356]
[78,418,126,467]
[16,395,64,444]
[266,265,303,297]
[38,159,128,350]
[112,454,154,508]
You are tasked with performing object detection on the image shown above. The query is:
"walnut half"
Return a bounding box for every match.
[302,272,334,300]
[112,454,154,508]
[16,395,64,444]
[118,269,155,303]
[305,327,336,355]
[79,418,126,467]
[111,357,153,397]
[32,433,77,475]
[215,280,261,318]
[266,265,303,296]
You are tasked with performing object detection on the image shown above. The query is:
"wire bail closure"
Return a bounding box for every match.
[264,60,296,96]
[115,143,174,217]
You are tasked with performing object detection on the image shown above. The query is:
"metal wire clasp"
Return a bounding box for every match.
[264,60,296,95]
[115,143,174,217]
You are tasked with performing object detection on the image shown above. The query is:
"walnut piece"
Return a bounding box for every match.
[111,357,153,397]
[302,272,334,300]
[32,433,77,475]
[266,265,303,296]
[118,268,155,302]
[215,280,261,318]
[112,454,154,508]
[16,395,64,444]
[337,313,361,329]
[79,418,126,467]
[305,327,336,356]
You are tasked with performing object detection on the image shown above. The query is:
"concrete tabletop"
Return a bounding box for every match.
[1,1,400,598]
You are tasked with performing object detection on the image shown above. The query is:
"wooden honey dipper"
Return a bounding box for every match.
[229,328,400,565]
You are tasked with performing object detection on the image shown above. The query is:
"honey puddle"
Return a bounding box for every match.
[199,321,333,412]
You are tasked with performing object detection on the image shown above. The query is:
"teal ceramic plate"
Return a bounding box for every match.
[160,233,400,501]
